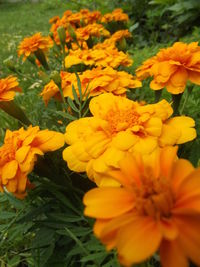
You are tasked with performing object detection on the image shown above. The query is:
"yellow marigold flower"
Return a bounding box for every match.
[18,32,53,60]
[101,8,129,23]
[0,76,21,102]
[75,23,110,41]
[0,126,64,198]
[83,146,200,267]
[62,93,196,186]
[136,42,200,94]
[65,47,133,69]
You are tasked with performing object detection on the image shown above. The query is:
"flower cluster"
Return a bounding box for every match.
[136,42,200,94]
[0,76,21,102]
[65,47,133,69]
[63,93,196,186]
[0,126,64,198]
[101,8,129,23]
[40,67,141,105]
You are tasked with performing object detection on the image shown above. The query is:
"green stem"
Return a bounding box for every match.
[34,49,50,71]
[172,93,183,116]
[154,89,162,102]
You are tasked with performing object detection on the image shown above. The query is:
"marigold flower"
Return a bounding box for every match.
[40,80,60,106]
[18,32,53,60]
[0,126,64,198]
[75,23,110,41]
[0,76,21,102]
[40,68,141,105]
[136,42,200,94]
[65,47,133,69]
[101,8,129,23]
[84,146,200,267]
[62,93,196,186]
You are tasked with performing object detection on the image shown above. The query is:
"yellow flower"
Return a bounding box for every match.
[0,76,21,102]
[65,47,133,69]
[101,8,129,23]
[18,32,53,60]
[0,126,64,198]
[136,42,200,94]
[63,93,196,186]
[83,146,200,267]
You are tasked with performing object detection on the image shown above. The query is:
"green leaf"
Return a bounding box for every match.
[67,97,79,113]
[0,211,16,220]
[72,84,80,105]
[55,110,77,121]
[75,73,82,102]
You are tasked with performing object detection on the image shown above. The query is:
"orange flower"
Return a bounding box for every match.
[0,76,21,102]
[83,146,200,267]
[0,126,64,198]
[40,68,141,105]
[65,47,133,69]
[40,80,60,106]
[18,32,53,60]
[101,8,129,23]
[75,23,110,41]
[62,93,196,186]
[136,42,200,94]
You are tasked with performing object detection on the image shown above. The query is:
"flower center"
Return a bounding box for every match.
[134,172,174,219]
[106,108,140,135]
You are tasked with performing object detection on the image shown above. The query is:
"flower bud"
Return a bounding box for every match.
[57,26,66,46]
[50,70,61,86]
[68,24,77,41]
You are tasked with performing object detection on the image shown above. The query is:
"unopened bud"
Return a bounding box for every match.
[50,70,61,86]
[118,37,127,51]
[68,24,77,41]
[57,26,66,46]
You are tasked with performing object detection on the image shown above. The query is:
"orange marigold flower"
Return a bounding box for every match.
[109,29,131,42]
[40,68,141,105]
[18,32,53,60]
[40,80,60,106]
[62,93,196,186]
[65,47,133,69]
[0,126,64,198]
[83,146,200,267]
[75,23,110,41]
[101,8,129,23]
[136,42,200,94]
[0,76,22,102]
